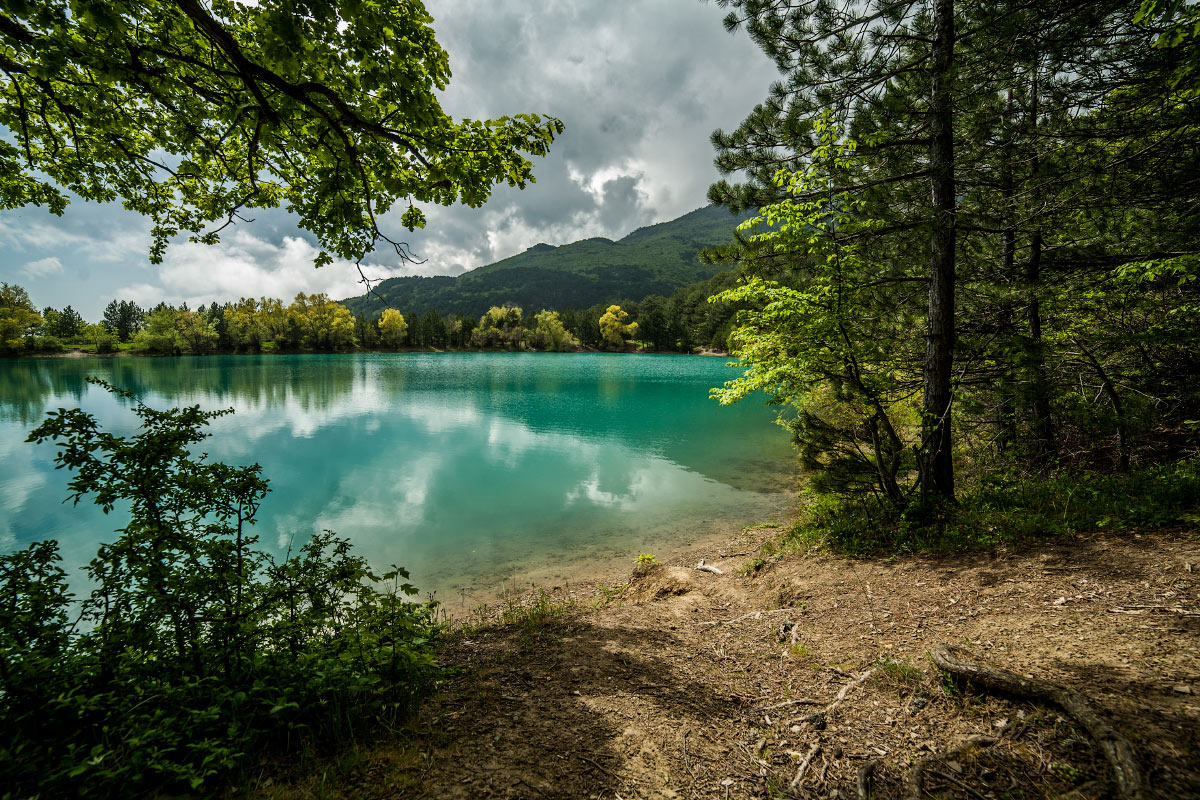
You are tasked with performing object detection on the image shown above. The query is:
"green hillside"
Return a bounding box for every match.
[340,205,752,318]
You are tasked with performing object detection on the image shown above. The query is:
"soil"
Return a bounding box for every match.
[254,527,1200,800]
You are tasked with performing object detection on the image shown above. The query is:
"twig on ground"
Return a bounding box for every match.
[579,754,620,782]
[698,607,805,628]
[927,768,992,800]
[790,743,821,790]
[827,668,876,716]
[1110,605,1199,616]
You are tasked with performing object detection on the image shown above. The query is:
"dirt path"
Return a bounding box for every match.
[259,530,1199,799]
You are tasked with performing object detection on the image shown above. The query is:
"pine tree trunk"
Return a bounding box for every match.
[1024,64,1056,462]
[997,90,1018,456]
[923,0,957,501]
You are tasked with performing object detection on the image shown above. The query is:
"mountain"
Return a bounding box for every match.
[340,205,753,319]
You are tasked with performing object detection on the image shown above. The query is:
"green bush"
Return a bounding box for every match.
[31,335,65,353]
[782,456,1200,555]
[1,380,440,798]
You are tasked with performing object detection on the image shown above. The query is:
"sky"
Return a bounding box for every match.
[0,1,779,321]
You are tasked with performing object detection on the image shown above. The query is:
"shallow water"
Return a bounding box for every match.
[1,353,794,600]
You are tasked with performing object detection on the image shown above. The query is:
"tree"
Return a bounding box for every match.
[175,309,219,354]
[0,0,562,265]
[713,124,919,508]
[708,0,1200,501]
[0,282,42,353]
[531,310,579,352]
[471,305,524,349]
[287,292,355,350]
[226,297,266,351]
[54,305,84,339]
[377,308,408,348]
[102,300,145,342]
[135,305,181,354]
[635,295,675,351]
[599,304,637,350]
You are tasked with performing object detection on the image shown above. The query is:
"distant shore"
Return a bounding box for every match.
[14,346,732,359]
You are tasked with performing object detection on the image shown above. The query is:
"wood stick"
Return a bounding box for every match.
[789,743,821,790]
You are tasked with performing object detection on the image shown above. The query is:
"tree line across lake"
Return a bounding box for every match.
[1,271,749,356]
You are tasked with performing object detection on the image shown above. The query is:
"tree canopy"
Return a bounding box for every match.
[0,0,562,264]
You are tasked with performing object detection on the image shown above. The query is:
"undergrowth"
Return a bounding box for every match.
[1,381,441,799]
[773,456,1200,557]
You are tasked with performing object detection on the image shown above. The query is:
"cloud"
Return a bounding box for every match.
[113,229,426,307]
[21,256,64,278]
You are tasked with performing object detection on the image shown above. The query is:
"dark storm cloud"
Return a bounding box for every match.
[1,1,778,317]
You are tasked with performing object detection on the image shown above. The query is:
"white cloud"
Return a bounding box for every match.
[113,229,425,306]
[22,256,64,278]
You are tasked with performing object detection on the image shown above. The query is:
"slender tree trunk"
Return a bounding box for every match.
[923,0,957,501]
[1025,230,1056,460]
[1018,58,1056,462]
[997,90,1018,456]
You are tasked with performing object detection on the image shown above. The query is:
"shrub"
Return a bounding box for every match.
[1,379,440,797]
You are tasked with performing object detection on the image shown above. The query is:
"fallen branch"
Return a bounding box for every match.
[681,730,695,779]
[790,743,821,790]
[927,767,991,800]
[904,735,996,800]
[930,644,1147,800]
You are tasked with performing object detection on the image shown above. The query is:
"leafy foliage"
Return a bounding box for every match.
[598,304,638,350]
[1,380,440,797]
[377,308,408,348]
[713,120,920,508]
[709,0,1200,525]
[785,456,1200,556]
[0,282,42,353]
[0,0,561,264]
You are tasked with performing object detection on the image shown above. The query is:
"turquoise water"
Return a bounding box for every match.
[0,353,793,601]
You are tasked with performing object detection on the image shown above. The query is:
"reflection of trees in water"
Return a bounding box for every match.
[0,360,89,424]
[1,356,360,423]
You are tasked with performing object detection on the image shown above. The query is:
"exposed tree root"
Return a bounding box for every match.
[857,758,880,800]
[930,644,1148,800]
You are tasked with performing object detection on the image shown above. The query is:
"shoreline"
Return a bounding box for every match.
[9,346,732,360]
[436,489,798,619]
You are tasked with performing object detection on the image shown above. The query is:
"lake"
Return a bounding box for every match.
[0,353,794,607]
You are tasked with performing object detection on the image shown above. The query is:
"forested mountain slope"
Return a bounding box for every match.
[340,205,752,318]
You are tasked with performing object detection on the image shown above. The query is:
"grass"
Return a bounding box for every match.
[496,588,578,649]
